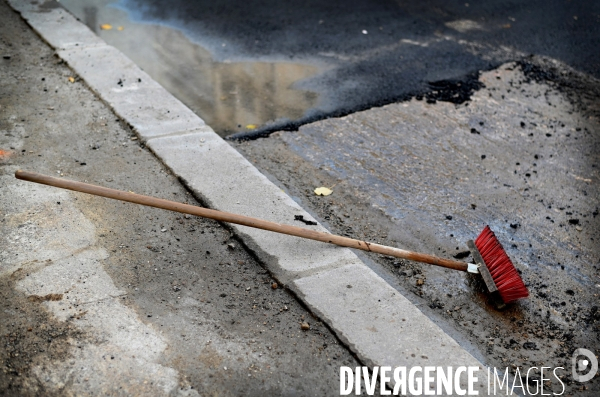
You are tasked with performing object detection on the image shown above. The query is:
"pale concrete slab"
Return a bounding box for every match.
[0,174,97,277]
[6,0,43,13]
[293,263,493,393]
[16,248,120,310]
[6,168,197,397]
[58,44,204,141]
[18,257,197,396]
[19,7,105,50]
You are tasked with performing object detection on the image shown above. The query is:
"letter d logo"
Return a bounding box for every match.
[572,348,598,383]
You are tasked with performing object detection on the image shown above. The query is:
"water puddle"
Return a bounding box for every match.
[60,0,323,137]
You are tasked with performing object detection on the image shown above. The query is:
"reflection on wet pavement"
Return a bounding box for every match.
[61,0,321,136]
[61,0,600,140]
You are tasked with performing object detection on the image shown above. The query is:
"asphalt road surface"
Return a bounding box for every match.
[60,0,600,136]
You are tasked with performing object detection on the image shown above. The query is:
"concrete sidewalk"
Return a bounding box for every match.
[0,2,364,395]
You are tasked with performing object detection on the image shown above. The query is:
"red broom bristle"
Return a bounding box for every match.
[475,226,529,303]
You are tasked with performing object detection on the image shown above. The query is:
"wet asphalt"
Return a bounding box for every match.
[60,0,599,136]
[118,0,600,75]
[115,0,600,136]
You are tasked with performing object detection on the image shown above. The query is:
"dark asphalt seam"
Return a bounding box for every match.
[227,68,495,141]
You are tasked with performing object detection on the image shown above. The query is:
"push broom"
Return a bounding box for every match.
[15,170,529,304]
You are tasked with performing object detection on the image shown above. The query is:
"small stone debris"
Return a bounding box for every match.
[294,215,317,225]
[301,322,310,330]
[523,342,537,350]
[429,300,444,309]
[28,293,63,302]
[453,251,470,259]
[271,282,278,289]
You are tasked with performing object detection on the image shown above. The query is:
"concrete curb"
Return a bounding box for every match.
[8,0,497,389]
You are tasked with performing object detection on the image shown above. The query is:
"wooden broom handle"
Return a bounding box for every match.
[15,170,469,272]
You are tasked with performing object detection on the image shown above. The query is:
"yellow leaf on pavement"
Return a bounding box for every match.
[246,124,257,130]
[100,24,113,30]
[314,187,332,196]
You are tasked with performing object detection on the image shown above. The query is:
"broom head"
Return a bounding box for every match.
[474,226,529,303]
